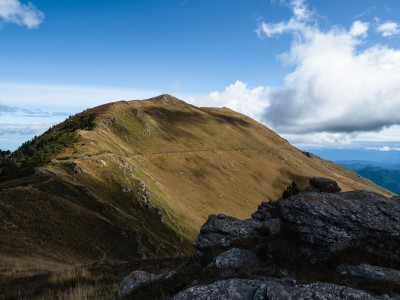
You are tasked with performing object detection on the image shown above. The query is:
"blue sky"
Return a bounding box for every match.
[2,0,400,151]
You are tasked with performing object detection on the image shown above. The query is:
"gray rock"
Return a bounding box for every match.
[251,201,275,221]
[265,218,280,236]
[171,279,267,300]
[277,190,400,262]
[115,270,156,299]
[115,268,178,298]
[171,278,382,300]
[194,215,263,254]
[339,264,400,289]
[207,248,262,277]
[308,177,341,193]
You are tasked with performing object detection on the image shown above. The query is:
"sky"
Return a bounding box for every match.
[1,0,400,151]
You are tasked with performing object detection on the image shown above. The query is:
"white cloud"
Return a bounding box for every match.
[0,0,44,29]
[0,122,46,136]
[377,21,400,37]
[252,0,400,146]
[200,80,270,121]
[291,0,312,21]
[257,0,313,38]
[281,132,353,147]
[350,20,369,37]
[366,145,400,151]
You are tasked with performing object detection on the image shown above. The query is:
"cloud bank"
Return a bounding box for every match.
[0,123,44,136]
[0,103,69,117]
[0,0,44,28]
[258,0,400,136]
[206,0,400,146]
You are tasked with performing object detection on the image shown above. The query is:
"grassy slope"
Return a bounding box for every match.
[48,94,392,240]
[0,94,392,298]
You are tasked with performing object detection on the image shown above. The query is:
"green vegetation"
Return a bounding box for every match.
[281,181,301,199]
[0,113,96,181]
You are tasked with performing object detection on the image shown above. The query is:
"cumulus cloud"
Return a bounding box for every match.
[202,80,270,121]
[350,20,369,37]
[376,21,400,37]
[0,0,44,28]
[254,0,400,141]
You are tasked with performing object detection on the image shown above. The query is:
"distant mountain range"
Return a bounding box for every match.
[338,161,400,194]
[304,148,400,194]
[307,148,400,165]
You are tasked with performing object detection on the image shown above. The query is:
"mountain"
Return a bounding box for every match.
[306,148,400,165]
[339,161,400,194]
[0,95,392,298]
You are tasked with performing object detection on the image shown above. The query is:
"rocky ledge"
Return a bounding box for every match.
[115,177,400,299]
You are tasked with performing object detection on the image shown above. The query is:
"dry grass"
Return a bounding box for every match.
[51,95,392,240]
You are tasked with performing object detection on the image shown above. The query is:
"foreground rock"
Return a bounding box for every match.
[194,214,263,255]
[277,190,400,263]
[206,248,262,277]
[115,268,177,299]
[339,264,400,291]
[172,278,382,300]
[116,178,400,299]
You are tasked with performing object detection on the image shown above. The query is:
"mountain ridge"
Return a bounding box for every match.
[0,94,394,298]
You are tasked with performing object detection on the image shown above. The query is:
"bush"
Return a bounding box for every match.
[282,181,301,199]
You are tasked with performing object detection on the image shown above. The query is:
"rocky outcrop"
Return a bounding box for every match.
[206,248,261,277]
[116,271,157,299]
[116,178,400,299]
[277,190,400,263]
[194,214,263,255]
[339,264,400,290]
[115,268,178,299]
[172,278,382,300]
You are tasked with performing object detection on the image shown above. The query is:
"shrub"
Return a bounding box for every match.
[282,181,301,199]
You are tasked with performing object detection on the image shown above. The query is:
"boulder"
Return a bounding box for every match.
[115,268,178,299]
[307,177,341,193]
[277,190,400,262]
[115,270,157,299]
[171,278,382,300]
[194,214,263,254]
[207,248,262,277]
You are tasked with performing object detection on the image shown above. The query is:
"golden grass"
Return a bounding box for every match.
[47,95,394,241]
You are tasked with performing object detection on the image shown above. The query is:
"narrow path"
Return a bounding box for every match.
[33,167,56,187]
[52,147,295,164]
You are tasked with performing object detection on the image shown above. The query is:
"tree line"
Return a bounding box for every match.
[0,113,96,181]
